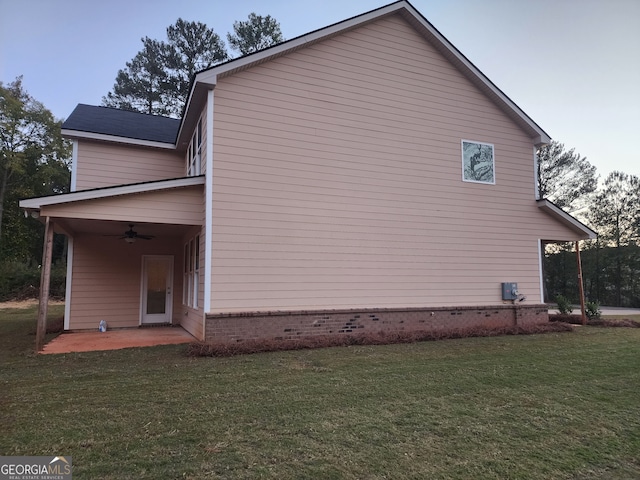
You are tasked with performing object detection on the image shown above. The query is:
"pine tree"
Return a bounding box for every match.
[103,20,228,117]
[227,13,284,56]
[537,140,598,213]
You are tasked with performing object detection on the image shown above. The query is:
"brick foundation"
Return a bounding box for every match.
[204,304,549,343]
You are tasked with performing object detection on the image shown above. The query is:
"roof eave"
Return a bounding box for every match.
[396,3,551,144]
[20,176,204,210]
[537,199,597,240]
[62,129,176,150]
[181,0,550,146]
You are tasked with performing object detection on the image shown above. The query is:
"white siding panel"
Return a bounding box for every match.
[209,14,583,313]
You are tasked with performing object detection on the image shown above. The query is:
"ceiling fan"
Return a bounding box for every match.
[106,224,154,243]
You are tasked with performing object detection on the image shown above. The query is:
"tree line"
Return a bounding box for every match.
[539,142,640,307]
[1,13,638,305]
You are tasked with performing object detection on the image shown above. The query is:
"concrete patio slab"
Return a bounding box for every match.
[41,327,195,354]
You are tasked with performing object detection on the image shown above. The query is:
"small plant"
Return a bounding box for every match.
[555,295,573,315]
[585,301,601,320]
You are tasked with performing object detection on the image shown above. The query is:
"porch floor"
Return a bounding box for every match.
[41,326,196,354]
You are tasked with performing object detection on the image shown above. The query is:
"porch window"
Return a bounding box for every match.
[193,235,200,307]
[186,118,202,176]
[183,242,190,305]
[183,235,200,309]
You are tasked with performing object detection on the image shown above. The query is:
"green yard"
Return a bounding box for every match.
[1,305,639,479]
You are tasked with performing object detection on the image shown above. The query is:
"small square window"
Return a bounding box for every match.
[462,140,495,184]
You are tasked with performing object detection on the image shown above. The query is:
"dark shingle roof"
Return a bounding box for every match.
[62,104,180,144]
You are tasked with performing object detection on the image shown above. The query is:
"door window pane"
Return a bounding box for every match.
[146,259,167,314]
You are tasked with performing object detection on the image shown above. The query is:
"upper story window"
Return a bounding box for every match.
[187,118,202,176]
[462,140,495,185]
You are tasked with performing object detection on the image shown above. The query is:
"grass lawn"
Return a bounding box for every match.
[1,305,639,479]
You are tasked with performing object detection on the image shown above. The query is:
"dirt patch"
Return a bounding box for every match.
[0,299,65,310]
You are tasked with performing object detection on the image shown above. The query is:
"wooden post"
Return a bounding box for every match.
[575,240,587,325]
[36,217,54,352]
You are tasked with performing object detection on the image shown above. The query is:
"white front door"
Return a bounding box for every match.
[141,255,174,324]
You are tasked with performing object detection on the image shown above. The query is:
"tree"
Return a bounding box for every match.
[165,19,228,106]
[0,77,71,259]
[537,140,598,213]
[227,13,284,56]
[103,20,227,118]
[587,171,640,306]
[104,14,284,117]
[103,38,176,116]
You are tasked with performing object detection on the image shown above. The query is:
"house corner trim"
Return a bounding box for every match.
[203,88,214,322]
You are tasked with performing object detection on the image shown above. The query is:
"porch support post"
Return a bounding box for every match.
[575,240,587,325]
[36,216,54,352]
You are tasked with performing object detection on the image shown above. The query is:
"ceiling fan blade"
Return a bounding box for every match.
[137,235,154,240]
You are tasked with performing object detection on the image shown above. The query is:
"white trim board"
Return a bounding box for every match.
[204,88,214,322]
[62,129,176,150]
[63,237,73,331]
[20,176,205,210]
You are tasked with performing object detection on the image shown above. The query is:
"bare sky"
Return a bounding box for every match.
[1,0,638,179]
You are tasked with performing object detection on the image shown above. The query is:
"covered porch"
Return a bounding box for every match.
[20,177,206,350]
[537,199,598,323]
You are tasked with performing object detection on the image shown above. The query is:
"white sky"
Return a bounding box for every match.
[1,0,638,179]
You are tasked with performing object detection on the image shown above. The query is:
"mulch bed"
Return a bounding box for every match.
[549,314,640,328]
[188,322,574,357]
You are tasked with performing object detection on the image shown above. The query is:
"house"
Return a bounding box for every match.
[21,0,595,344]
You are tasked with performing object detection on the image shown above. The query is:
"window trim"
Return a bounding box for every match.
[183,234,200,309]
[186,117,202,177]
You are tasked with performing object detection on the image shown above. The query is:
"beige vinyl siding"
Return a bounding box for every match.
[68,235,183,330]
[209,14,583,313]
[75,141,183,190]
[41,186,204,225]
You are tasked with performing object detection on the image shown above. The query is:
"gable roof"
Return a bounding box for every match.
[178,0,551,149]
[62,104,180,147]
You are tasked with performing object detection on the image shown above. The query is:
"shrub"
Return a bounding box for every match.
[555,295,573,315]
[187,323,574,358]
[0,261,66,301]
[585,301,601,320]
